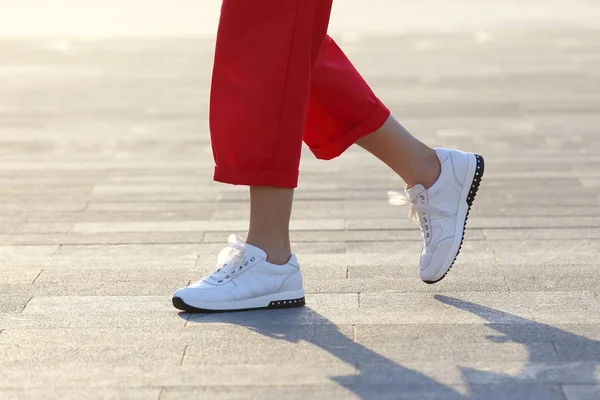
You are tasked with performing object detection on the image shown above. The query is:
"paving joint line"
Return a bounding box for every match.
[20,297,33,313]
[551,342,562,361]
[49,245,62,257]
[503,276,511,292]
[557,383,569,400]
[31,270,43,284]
[179,345,189,366]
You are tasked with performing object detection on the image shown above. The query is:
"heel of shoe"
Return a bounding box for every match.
[267,297,306,309]
[467,154,485,206]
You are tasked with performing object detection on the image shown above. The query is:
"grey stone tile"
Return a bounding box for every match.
[348,217,600,230]
[161,385,566,400]
[490,240,600,265]
[0,223,75,234]
[0,389,161,400]
[0,270,41,285]
[0,296,186,329]
[0,296,30,313]
[356,361,600,385]
[0,246,59,257]
[345,240,494,261]
[0,311,186,330]
[160,386,359,400]
[355,323,600,344]
[504,272,600,292]
[22,296,173,314]
[359,292,600,324]
[562,385,600,400]
[484,228,600,240]
[0,327,195,347]
[361,340,557,363]
[75,209,216,222]
[305,276,508,293]
[34,268,196,285]
[555,341,600,362]
[0,364,356,389]
[71,219,345,234]
[0,255,197,270]
[0,232,208,246]
[0,341,184,367]
[183,325,355,365]
[202,229,486,243]
[301,251,497,276]
[52,244,206,257]
[5,281,181,297]
[0,202,86,213]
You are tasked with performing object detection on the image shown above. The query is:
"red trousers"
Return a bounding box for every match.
[210,0,390,188]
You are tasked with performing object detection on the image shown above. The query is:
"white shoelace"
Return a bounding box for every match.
[387,191,444,223]
[206,239,247,283]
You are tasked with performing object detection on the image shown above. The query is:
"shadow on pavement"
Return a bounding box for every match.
[182,296,599,399]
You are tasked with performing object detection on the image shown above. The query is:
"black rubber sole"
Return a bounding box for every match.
[172,296,306,313]
[423,154,485,284]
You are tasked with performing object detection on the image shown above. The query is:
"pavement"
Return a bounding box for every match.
[1,1,600,399]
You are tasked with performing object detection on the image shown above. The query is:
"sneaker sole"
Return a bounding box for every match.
[172,289,306,313]
[423,153,485,284]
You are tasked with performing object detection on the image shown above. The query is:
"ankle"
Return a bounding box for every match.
[245,237,292,265]
[406,149,440,189]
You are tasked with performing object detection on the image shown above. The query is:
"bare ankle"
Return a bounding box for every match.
[405,149,441,189]
[245,237,292,265]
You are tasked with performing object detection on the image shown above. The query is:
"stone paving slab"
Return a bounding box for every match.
[0,296,30,313]
[563,385,600,400]
[159,385,565,400]
[0,389,160,400]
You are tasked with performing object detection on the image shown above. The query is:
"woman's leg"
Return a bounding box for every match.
[209,0,333,263]
[303,36,484,284]
[302,36,440,188]
[356,116,440,189]
[173,0,334,312]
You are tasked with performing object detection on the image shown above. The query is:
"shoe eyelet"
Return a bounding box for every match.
[250,257,255,262]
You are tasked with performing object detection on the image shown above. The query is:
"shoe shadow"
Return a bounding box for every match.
[181,297,600,399]
[434,295,600,399]
[181,306,467,399]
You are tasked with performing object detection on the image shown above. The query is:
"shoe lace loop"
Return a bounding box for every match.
[207,237,250,283]
[387,191,445,225]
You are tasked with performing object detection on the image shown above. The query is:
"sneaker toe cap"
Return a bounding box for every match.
[172,285,236,304]
[420,237,454,281]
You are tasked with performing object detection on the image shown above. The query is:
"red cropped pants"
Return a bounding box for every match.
[210,0,390,188]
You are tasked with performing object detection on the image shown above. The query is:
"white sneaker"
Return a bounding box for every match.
[172,235,305,312]
[389,148,484,283]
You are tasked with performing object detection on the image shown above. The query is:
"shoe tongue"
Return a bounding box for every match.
[227,234,267,260]
[243,242,267,260]
[405,184,426,201]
